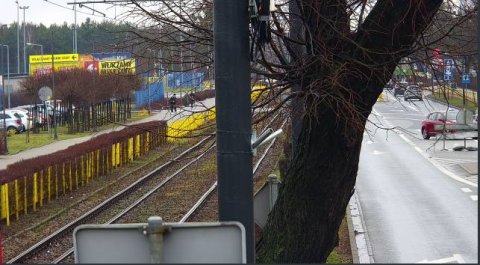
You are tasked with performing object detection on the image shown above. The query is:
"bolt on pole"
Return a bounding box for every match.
[214,0,254,263]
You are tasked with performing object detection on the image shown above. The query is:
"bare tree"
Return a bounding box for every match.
[113,0,477,262]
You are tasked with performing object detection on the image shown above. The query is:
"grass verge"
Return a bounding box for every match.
[428,92,477,112]
[7,112,151,154]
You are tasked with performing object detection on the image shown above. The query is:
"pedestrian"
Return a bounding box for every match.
[189,92,195,108]
[169,94,177,113]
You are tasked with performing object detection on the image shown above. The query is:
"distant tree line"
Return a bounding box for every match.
[0,18,132,74]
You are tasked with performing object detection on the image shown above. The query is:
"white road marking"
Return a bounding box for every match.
[417,254,466,263]
[406,105,420,111]
[470,195,478,201]
[391,110,405,112]
[367,140,374,144]
[461,188,473,193]
[372,150,383,155]
[414,146,423,153]
[398,134,478,188]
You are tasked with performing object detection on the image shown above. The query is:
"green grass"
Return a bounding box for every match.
[7,112,151,154]
[326,250,344,263]
[429,92,478,112]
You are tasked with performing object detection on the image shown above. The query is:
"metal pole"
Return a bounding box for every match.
[21,6,29,74]
[1,27,8,154]
[92,41,98,132]
[74,0,77,53]
[214,0,253,262]
[52,37,58,140]
[4,45,9,109]
[16,1,20,74]
[148,55,151,114]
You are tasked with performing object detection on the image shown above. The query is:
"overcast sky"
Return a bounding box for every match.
[0,0,129,27]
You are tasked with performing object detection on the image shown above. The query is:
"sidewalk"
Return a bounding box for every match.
[0,97,216,170]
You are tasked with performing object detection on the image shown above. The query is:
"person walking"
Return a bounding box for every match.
[189,91,195,108]
[169,94,177,113]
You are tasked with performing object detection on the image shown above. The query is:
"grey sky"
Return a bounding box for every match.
[0,0,129,27]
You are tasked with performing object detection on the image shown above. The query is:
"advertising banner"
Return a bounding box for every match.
[79,55,94,68]
[84,61,99,73]
[30,62,79,76]
[99,59,135,75]
[93,52,131,60]
[29,54,79,64]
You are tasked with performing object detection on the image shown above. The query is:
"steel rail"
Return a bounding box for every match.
[181,118,287,223]
[8,136,213,264]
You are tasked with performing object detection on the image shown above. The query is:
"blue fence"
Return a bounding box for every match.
[135,71,206,108]
[166,71,205,88]
[135,81,165,108]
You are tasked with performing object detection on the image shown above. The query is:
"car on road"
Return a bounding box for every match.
[393,82,408,96]
[0,113,23,134]
[404,85,423,101]
[421,110,458,139]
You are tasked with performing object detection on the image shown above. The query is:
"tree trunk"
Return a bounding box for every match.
[256,94,368,262]
[256,0,442,262]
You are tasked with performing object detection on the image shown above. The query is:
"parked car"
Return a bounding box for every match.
[404,85,423,101]
[6,109,31,131]
[421,110,458,139]
[0,113,23,134]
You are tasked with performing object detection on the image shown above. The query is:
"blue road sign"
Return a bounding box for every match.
[462,74,471,84]
[444,59,454,81]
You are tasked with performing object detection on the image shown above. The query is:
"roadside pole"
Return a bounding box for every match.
[52,33,58,140]
[214,0,254,263]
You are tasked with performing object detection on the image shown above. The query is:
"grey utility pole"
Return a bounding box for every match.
[0,44,10,108]
[73,0,77,53]
[52,33,58,140]
[20,6,29,74]
[16,1,20,74]
[1,25,8,154]
[214,0,253,263]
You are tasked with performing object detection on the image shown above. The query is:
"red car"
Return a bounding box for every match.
[421,110,458,139]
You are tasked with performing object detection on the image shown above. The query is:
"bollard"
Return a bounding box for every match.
[268,174,280,209]
[147,216,168,263]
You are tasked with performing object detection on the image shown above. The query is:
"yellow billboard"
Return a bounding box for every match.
[30,62,79,76]
[29,54,79,64]
[99,59,135,75]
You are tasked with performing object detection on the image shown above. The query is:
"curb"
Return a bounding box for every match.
[347,191,374,263]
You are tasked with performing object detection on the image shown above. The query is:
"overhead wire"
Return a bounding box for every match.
[43,0,122,22]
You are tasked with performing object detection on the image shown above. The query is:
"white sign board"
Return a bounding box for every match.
[444,59,454,81]
[74,222,246,263]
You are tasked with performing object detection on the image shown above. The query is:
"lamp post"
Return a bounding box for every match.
[16,1,20,74]
[91,40,99,132]
[1,25,8,154]
[20,6,29,74]
[0,45,10,108]
[26,43,43,75]
[26,43,47,135]
[51,32,58,140]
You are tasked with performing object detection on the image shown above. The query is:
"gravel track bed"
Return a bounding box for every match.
[19,138,215,264]
[3,137,209,263]
[187,137,283,223]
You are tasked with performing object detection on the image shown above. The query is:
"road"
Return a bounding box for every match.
[356,91,478,263]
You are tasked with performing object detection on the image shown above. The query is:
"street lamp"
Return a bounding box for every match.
[16,1,20,74]
[20,5,29,74]
[0,44,11,108]
[26,43,43,74]
[1,24,8,154]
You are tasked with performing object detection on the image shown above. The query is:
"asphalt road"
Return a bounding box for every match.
[356,92,478,263]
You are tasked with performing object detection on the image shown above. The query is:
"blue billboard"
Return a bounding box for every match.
[92,52,131,61]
